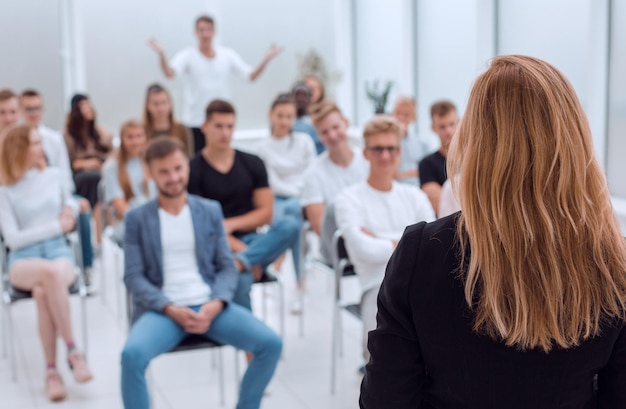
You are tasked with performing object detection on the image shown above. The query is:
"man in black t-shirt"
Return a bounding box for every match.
[188,99,299,310]
[419,100,459,215]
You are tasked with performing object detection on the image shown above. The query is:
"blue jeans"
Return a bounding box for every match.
[232,215,299,310]
[274,196,304,282]
[121,303,282,409]
[78,212,94,268]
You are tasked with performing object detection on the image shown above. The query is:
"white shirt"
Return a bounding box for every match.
[102,157,157,209]
[0,168,78,250]
[438,179,461,217]
[159,205,211,306]
[169,46,253,127]
[258,132,316,197]
[301,147,369,206]
[398,129,430,186]
[335,181,435,293]
[39,124,75,192]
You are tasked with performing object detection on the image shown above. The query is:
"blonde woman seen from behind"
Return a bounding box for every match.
[360,55,626,408]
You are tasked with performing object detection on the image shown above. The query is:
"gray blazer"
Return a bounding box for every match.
[123,194,238,323]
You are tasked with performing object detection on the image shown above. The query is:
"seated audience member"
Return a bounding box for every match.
[188,99,299,311]
[302,74,325,105]
[291,81,324,154]
[335,115,435,372]
[258,93,316,311]
[0,126,93,402]
[102,119,156,242]
[438,178,461,217]
[65,94,112,242]
[144,83,194,155]
[391,96,430,185]
[121,138,282,409]
[361,55,626,409]
[20,89,96,279]
[0,88,20,138]
[302,101,369,264]
[418,100,459,214]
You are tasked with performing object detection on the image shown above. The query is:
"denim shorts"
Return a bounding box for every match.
[8,235,74,269]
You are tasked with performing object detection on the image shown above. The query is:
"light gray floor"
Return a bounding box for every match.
[1,234,364,409]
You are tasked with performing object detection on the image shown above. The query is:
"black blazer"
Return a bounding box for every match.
[360,213,626,409]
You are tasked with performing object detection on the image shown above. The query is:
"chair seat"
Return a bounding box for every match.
[256,271,278,284]
[342,265,355,277]
[9,281,81,303]
[170,335,223,353]
[343,303,361,320]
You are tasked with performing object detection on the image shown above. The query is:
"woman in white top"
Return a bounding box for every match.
[102,119,156,242]
[258,94,316,310]
[0,126,93,402]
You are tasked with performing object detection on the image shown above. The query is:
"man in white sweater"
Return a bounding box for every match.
[335,115,435,368]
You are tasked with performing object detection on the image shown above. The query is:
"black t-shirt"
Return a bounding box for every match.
[418,150,447,187]
[188,150,269,224]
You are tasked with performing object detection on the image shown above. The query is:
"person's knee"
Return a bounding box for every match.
[121,343,149,370]
[32,285,46,302]
[258,331,283,359]
[78,198,91,213]
[40,263,62,284]
[273,216,300,240]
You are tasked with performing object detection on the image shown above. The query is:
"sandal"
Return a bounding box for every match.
[68,350,93,383]
[45,369,67,402]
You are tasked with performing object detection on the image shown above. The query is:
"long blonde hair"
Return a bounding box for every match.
[447,55,626,352]
[117,119,149,202]
[1,125,45,185]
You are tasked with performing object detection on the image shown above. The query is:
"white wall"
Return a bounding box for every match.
[607,0,626,197]
[497,0,609,165]
[353,0,414,124]
[0,0,65,130]
[79,0,207,137]
[218,0,337,130]
[415,0,495,151]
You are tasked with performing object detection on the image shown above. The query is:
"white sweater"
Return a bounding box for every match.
[0,168,78,250]
[258,132,316,197]
[335,181,435,293]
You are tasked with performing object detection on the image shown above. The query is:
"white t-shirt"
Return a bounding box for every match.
[398,129,430,186]
[169,46,253,127]
[102,157,157,208]
[301,147,369,206]
[159,205,211,306]
[0,168,77,250]
[438,179,461,217]
[258,132,316,197]
[335,181,435,293]
[39,124,75,192]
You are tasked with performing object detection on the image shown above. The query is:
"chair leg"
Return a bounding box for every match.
[7,303,17,381]
[114,249,122,321]
[330,303,338,394]
[278,281,285,340]
[218,347,225,406]
[81,288,88,359]
[234,349,241,394]
[100,237,107,305]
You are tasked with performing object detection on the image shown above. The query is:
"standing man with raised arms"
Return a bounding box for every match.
[149,15,283,153]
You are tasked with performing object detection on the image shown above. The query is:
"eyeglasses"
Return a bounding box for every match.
[23,105,43,113]
[365,145,400,156]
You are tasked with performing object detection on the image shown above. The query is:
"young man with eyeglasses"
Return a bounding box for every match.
[335,115,435,373]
